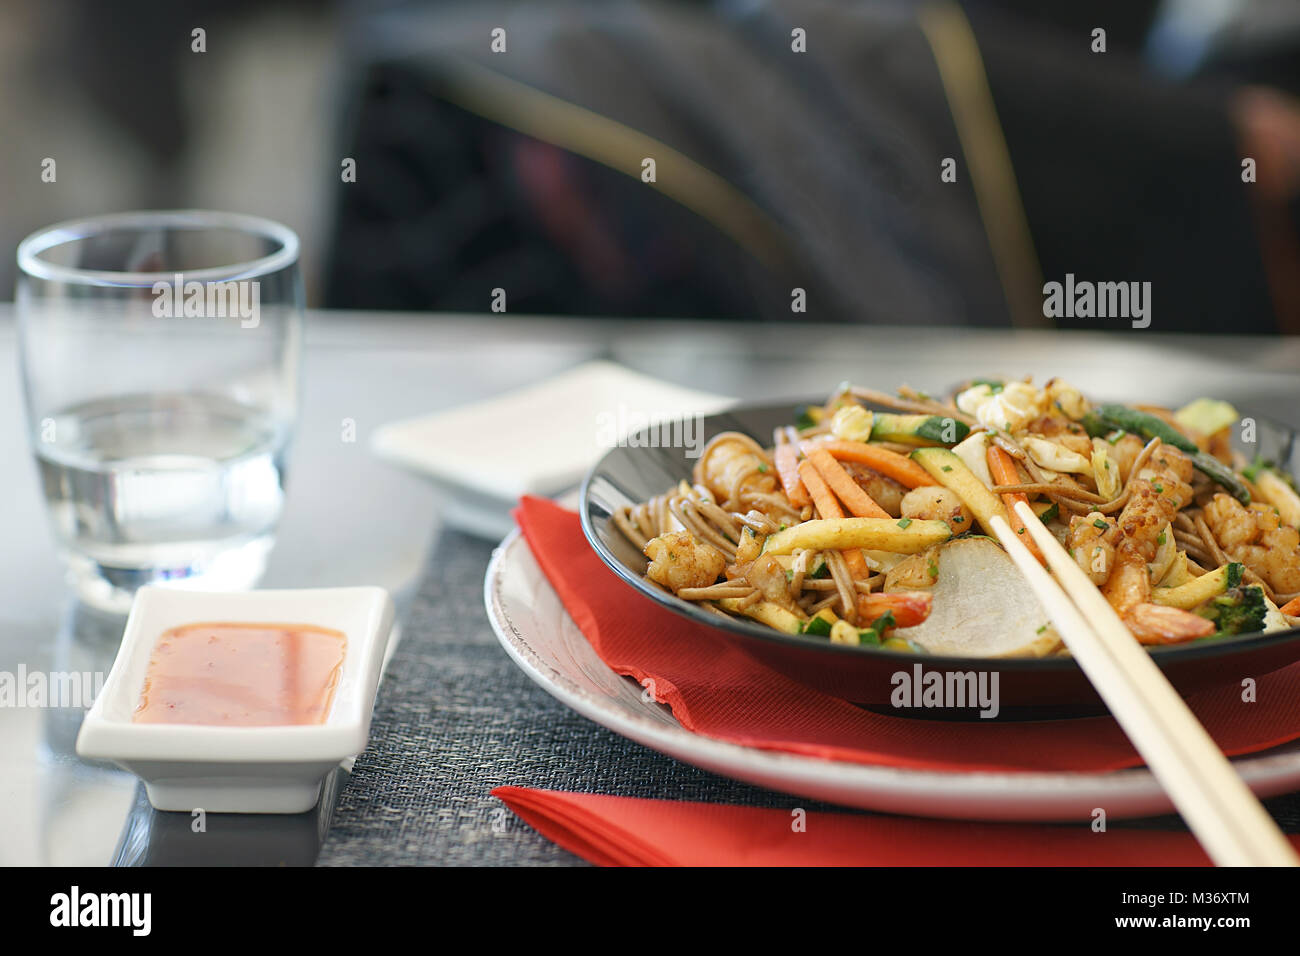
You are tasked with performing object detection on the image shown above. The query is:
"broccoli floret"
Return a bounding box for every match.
[1196,585,1267,637]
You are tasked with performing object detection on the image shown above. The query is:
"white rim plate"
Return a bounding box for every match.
[484,528,1300,822]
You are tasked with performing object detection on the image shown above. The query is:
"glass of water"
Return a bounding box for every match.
[17,210,302,612]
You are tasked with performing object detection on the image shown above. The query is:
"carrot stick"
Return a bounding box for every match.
[987,444,1044,564]
[1280,596,1300,617]
[798,459,842,518]
[774,442,810,508]
[802,439,936,489]
[807,448,891,519]
[797,460,872,580]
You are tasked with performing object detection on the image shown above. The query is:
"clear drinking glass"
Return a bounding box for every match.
[17,211,302,611]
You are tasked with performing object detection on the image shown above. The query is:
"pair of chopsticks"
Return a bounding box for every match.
[989,500,1298,867]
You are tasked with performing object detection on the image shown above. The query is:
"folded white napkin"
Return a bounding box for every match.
[371,361,733,536]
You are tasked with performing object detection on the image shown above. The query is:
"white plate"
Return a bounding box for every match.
[372,360,733,538]
[485,528,1300,822]
[77,585,395,814]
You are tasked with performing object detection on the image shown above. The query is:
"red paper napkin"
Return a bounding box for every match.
[493,786,1300,866]
[516,495,1300,773]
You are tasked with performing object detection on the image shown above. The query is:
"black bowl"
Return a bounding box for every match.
[581,400,1300,719]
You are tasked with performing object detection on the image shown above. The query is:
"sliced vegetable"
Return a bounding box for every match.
[716,598,804,635]
[870,413,970,447]
[910,447,1008,537]
[986,444,1044,563]
[1174,397,1238,437]
[802,439,936,489]
[830,405,874,443]
[1157,551,1195,589]
[827,619,859,644]
[806,448,891,518]
[1188,452,1251,505]
[1023,436,1092,474]
[801,608,836,637]
[1147,522,1176,586]
[796,460,873,580]
[1084,404,1197,452]
[1195,585,1267,636]
[798,458,839,518]
[1280,596,1300,617]
[761,516,951,556]
[860,609,898,645]
[951,430,994,489]
[1152,562,1243,610]
[1091,437,1120,500]
[773,442,810,508]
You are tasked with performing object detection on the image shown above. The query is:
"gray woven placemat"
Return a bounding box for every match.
[316,530,801,866]
[316,529,1300,866]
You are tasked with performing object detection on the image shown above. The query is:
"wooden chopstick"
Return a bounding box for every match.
[989,501,1297,867]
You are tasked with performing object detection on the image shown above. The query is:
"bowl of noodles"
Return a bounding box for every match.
[581,378,1300,716]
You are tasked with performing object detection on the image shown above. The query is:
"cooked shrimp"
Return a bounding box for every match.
[884,548,940,590]
[1099,448,1214,643]
[1066,511,1116,586]
[743,554,800,611]
[1203,494,1300,594]
[900,486,974,533]
[843,463,907,517]
[644,530,726,593]
[1023,413,1093,456]
[693,432,778,512]
[1106,433,1147,483]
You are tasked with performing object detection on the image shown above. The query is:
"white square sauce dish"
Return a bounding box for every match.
[77,586,395,814]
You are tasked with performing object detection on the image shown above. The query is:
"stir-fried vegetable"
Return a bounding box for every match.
[870,413,970,446]
[615,376,1297,655]
[761,517,951,556]
[1195,585,1268,636]
[804,439,936,489]
[1174,397,1239,437]
[1152,562,1243,610]
[805,448,890,519]
[796,459,873,580]
[951,431,994,488]
[829,405,874,443]
[986,444,1043,563]
[717,597,804,634]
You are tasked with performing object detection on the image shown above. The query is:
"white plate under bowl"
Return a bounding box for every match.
[485,528,1300,822]
[77,585,395,814]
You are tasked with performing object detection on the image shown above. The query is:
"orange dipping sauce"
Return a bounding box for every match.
[133,622,347,726]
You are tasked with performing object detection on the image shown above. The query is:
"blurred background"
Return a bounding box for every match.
[2,0,1299,331]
